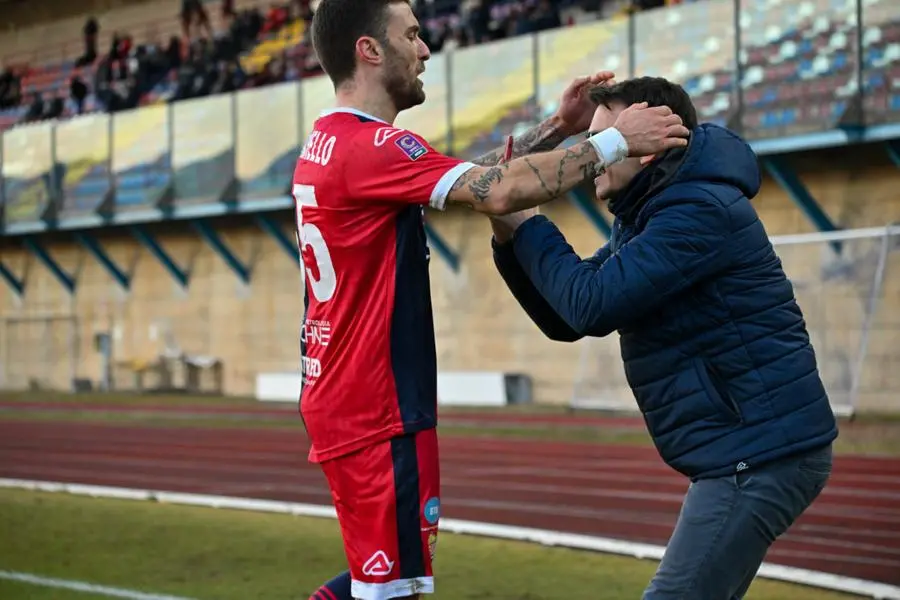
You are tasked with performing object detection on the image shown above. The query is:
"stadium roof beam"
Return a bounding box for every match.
[760,156,842,254]
[189,220,251,285]
[254,214,299,264]
[885,140,900,169]
[0,260,24,297]
[22,237,76,294]
[129,225,190,289]
[569,187,612,239]
[73,232,130,292]
[424,222,460,272]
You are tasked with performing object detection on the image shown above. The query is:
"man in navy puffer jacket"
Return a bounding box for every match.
[490,77,838,599]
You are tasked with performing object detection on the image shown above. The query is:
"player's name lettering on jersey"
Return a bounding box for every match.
[301,319,332,347]
[300,130,336,166]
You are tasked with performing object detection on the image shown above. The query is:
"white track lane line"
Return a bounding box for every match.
[0,570,199,600]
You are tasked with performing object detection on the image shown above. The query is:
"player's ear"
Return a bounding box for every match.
[355,36,384,67]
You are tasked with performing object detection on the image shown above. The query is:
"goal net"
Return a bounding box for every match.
[568,225,900,418]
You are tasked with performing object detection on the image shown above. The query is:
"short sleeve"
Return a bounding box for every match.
[344,126,476,210]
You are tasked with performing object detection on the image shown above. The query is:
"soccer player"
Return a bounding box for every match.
[295,2,690,599]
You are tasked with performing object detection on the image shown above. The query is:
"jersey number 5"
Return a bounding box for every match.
[292,184,337,303]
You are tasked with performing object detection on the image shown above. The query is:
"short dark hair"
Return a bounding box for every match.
[311,0,409,87]
[589,77,698,130]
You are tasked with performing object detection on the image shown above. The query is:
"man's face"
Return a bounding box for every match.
[380,2,431,112]
[590,102,647,202]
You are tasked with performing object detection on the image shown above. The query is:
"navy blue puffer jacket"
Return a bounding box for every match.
[493,124,838,480]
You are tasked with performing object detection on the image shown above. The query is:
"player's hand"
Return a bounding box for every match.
[553,71,616,137]
[490,153,538,243]
[613,102,691,157]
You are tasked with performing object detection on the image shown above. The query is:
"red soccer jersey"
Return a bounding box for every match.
[292,107,476,463]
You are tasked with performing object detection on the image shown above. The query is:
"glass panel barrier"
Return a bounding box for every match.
[301,73,337,143]
[395,52,451,153]
[635,0,736,130]
[56,113,111,213]
[450,35,536,159]
[1,122,54,223]
[861,0,900,125]
[112,103,171,210]
[536,17,630,121]
[236,81,301,198]
[171,93,235,204]
[739,0,858,138]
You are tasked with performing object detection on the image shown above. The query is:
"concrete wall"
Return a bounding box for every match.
[2,145,899,411]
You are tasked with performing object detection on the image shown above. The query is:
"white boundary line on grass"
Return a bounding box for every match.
[2,478,900,600]
[0,570,198,600]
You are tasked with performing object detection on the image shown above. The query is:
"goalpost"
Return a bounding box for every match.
[568,224,900,419]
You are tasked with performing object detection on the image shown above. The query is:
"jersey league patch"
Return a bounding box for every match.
[395,133,428,161]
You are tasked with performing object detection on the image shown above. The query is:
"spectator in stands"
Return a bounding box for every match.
[0,67,21,109]
[181,0,214,42]
[530,0,563,32]
[260,2,290,35]
[69,73,88,114]
[75,16,99,67]
[211,60,245,94]
[166,35,184,70]
[490,76,838,599]
[23,91,44,122]
[43,94,64,120]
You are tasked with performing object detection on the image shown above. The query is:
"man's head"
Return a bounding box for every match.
[589,77,698,202]
[311,0,430,113]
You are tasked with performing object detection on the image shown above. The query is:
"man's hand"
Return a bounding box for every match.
[553,71,616,137]
[490,152,539,243]
[491,208,537,243]
[613,103,690,157]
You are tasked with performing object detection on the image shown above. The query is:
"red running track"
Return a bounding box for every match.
[1,420,899,586]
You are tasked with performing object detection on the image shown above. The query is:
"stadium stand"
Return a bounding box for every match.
[0,0,898,226]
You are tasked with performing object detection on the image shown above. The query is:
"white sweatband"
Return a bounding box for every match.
[587,128,629,167]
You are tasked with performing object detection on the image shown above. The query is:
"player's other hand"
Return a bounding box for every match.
[613,102,691,157]
[554,71,616,137]
[490,152,537,243]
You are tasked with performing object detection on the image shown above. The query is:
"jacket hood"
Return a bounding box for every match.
[609,123,762,221]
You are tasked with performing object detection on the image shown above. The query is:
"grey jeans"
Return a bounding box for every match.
[643,444,833,600]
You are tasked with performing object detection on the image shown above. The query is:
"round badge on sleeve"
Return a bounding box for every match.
[423,497,441,525]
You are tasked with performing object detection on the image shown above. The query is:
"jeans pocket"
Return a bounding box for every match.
[797,446,833,498]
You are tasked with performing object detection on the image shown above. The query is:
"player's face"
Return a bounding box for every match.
[381,2,431,112]
[590,103,646,202]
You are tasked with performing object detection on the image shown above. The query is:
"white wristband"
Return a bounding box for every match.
[587,128,629,167]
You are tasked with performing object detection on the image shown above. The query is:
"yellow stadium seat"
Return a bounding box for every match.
[239,20,306,74]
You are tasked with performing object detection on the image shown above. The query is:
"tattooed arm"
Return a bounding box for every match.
[447,103,689,215]
[470,115,571,167]
[448,137,608,215]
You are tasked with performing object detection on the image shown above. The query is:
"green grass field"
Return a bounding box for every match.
[0,488,863,600]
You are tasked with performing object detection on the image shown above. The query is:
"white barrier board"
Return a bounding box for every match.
[255,371,508,407]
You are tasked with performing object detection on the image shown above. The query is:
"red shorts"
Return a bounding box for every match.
[320,428,440,600]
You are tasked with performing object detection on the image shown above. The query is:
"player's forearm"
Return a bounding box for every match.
[471,115,570,166]
[450,129,626,215]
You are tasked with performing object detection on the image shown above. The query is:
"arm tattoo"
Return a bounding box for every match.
[522,143,601,201]
[450,163,510,204]
[470,118,569,166]
[450,144,601,209]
